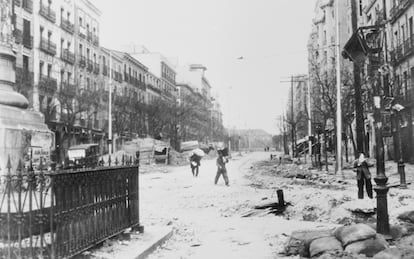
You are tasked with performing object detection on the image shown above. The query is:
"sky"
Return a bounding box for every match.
[90,0,317,135]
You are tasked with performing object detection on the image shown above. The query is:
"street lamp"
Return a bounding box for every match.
[343,24,390,235]
[392,103,407,189]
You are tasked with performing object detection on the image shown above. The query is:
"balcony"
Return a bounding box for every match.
[13,29,22,45]
[39,3,56,23]
[15,67,33,91]
[14,0,21,7]
[391,36,414,65]
[87,59,93,72]
[78,55,86,68]
[61,49,75,65]
[38,76,57,94]
[79,26,86,38]
[124,73,130,83]
[390,0,412,24]
[22,0,32,13]
[23,35,33,49]
[147,83,161,94]
[60,18,74,34]
[92,35,99,46]
[102,65,108,76]
[87,31,93,42]
[60,82,76,97]
[39,38,56,56]
[93,63,99,74]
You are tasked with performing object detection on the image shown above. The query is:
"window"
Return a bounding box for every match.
[86,77,90,89]
[23,55,29,72]
[79,43,83,56]
[79,17,83,27]
[47,64,52,77]
[39,61,44,76]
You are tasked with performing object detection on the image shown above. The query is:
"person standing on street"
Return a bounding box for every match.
[353,152,373,199]
[215,149,229,186]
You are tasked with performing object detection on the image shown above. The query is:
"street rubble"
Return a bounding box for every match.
[82,152,414,259]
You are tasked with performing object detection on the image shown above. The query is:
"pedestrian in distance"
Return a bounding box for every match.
[353,152,373,199]
[215,149,229,186]
[189,153,201,177]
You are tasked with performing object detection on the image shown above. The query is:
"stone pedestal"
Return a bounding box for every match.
[0,10,53,174]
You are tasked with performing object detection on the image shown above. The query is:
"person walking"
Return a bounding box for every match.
[215,149,229,186]
[190,153,201,177]
[353,152,373,199]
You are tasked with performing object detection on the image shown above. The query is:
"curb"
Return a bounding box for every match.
[134,228,173,259]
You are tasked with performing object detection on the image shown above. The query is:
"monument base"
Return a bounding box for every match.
[0,104,53,174]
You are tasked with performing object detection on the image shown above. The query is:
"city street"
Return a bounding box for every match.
[140,152,337,258]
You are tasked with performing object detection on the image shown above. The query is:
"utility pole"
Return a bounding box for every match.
[351,0,365,156]
[307,76,312,164]
[335,0,342,175]
[291,76,295,157]
[108,52,113,154]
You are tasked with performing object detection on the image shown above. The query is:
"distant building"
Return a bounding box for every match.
[126,46,177,103]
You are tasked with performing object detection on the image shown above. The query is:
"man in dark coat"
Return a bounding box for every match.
[190,153,201,177]
[353,153,373,199]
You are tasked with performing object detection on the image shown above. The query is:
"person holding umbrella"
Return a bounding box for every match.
[190,148,205,177]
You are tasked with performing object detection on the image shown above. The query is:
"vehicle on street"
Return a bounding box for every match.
[64,143,100,169]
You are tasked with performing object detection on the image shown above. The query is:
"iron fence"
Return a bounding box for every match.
[0,155,140,258]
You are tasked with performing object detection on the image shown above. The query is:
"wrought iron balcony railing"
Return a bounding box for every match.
[87,31,93,42]
[22,0,32,13]
[60,82,76,97]
[92,35,99,46]
[87,59,93,72]
[93,62,100,74]
[390,0,412,23]
[79,26,86,38]
[39,75,57,93]
[39,38,57,56]
[13,29,22,44]
[39,3,56,23]
[15,67,34,89]
[78,55,86,67]
[390,36,414,65]
[61,49,75,65]
[60,18,74,34]
[103,65,108,76]
[23,35,33,49]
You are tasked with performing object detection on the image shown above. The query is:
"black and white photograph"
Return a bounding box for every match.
[1,0,414,258]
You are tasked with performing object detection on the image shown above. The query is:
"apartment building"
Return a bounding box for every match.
[10,0,104,162]
[387,0,414,161]
[146,70,162,103]
[128,48,177,103]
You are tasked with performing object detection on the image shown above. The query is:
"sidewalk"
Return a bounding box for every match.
[81,226,173,259]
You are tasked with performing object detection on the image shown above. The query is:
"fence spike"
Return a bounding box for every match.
[115,157,119,166]
[6,155,12,170]
[17,159,23,172]
[39,156,44,170]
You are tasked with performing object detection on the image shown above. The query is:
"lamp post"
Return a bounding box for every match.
[392,103,407,189]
